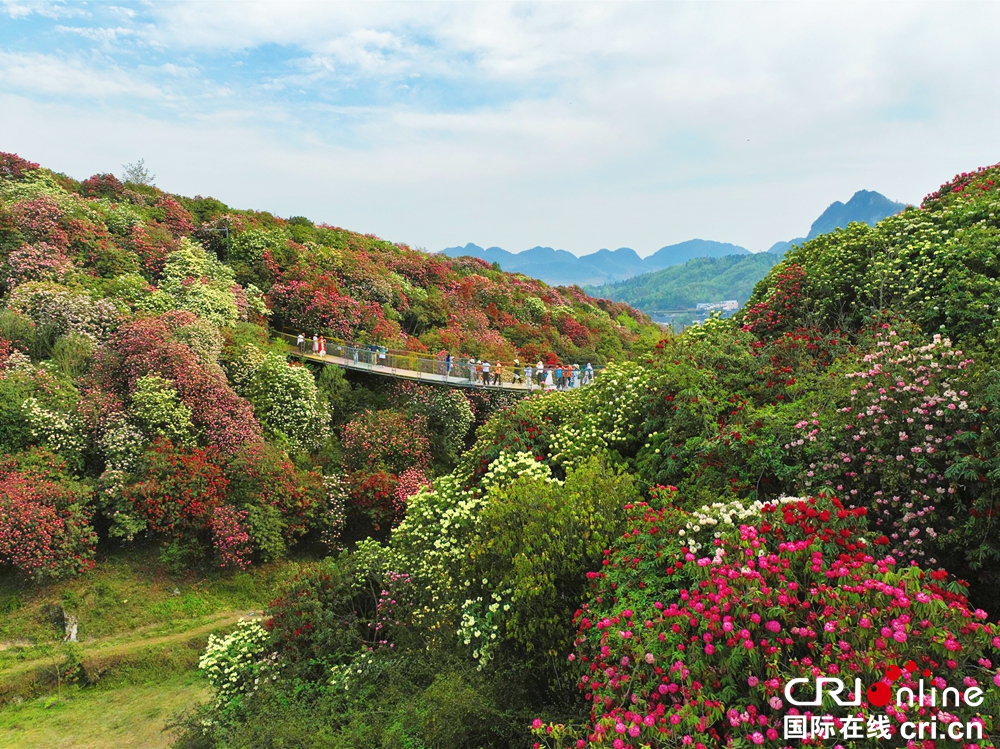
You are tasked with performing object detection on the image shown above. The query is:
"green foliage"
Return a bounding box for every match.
[128,374,196,447]
[462,458,637,681]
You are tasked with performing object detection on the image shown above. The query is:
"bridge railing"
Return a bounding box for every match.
[276,331,600,390]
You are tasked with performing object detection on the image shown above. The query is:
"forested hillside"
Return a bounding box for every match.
[586,252,779,314]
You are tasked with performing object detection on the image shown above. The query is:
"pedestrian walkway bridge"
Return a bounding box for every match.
[277,332,597,392]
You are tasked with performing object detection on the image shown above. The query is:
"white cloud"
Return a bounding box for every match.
[0,51,164,99]
[2,2,1000,254]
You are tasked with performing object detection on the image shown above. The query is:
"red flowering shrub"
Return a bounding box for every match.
[0,451,96,579]
[345,469,400,529]
[154,196,195,237]
[224,442,324,546]
[341,409,430,475]
[264,559,365,681]
[741,264,807,337]
[534,492,1000,748]
[80,173,125,199]
[126,223,174,278]
[123,439,228,539]
[0,152,39,179]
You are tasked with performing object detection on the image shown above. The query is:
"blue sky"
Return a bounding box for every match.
[1,1,999,255]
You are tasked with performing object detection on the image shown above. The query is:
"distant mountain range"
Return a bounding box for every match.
[440,190,908,288]
[440,239,749,287]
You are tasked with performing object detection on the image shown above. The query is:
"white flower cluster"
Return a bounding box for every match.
[481,450,560,491]
[391,474,486,634]
[328,649,378,692]
[457,583,513,670]
[680,496,802,555]
[21,396,86,457]
[321,473,348,550]
[548,361,649,469]
[199,619,275,709]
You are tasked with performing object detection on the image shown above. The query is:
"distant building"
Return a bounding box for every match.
[696,300,739,312]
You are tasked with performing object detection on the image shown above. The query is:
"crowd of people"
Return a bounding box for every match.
[295,332,596,391]
[443,353,595,391]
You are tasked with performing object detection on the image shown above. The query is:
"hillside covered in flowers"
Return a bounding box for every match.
[166,163,1000,749]
[0,151,659,581]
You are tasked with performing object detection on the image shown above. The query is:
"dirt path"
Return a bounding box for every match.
[0,610,253,681]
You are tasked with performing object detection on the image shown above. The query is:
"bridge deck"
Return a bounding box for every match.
[290,350,541,391]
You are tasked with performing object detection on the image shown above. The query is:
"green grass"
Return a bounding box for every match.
[0,547,296,648]
[0,672,209,749]
[0,547,304,717]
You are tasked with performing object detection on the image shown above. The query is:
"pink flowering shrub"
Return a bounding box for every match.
[393,466,430,516]
[533,491,1000,748]
[7,195,69,248]
[341,409,430,475]
[2,242,74,290]
[0,451,96,579]
[0,152,39,179]
[784,326,976,567]
[98,314,263,454]
[80,173,125,199]
[211,505,253,570]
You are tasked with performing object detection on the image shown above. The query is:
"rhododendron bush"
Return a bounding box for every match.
[0,451,96,579]
[533,491,1000,748]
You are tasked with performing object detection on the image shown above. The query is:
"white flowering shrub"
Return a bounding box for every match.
[391,474,485,634]
[481,450,559,490]
[457,584,513,669]
[233,348,330,452]
[128,374,197,446]
[22,396,86,460]
[199,619,275,711]
[161,239,241,328]
[7,281,120,342]
[547,360,649,469]
[321,473,348,550]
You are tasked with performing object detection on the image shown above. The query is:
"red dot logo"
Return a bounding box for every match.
[885,665,901,681]
[867,681,892,707]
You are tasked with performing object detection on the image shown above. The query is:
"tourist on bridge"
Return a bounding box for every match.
[475,359,483,385]
[584,361,593,384]
[512,359,523,384]
[536,360,544,387]
[544,368,554,390]
[572,363,580,388]
[352,345,359,365]
[482,359,490,385]
[319,336,326,357]
[493,361,501,386]
[446,352,453,377]
[312,335,319,355]
[297,332,305,353]
[524,362,533,390]
[555,364,563,390]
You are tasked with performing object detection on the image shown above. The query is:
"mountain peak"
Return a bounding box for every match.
[806,190,907,240]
